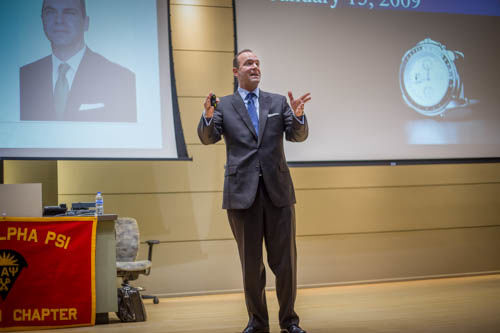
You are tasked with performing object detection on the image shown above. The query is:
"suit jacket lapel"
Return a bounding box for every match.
[42,56,55,113]
[66,48,91,114]
[257,92,271,146]
[231,91,258,140]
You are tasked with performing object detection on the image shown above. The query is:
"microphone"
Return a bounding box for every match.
[210,94,217,108]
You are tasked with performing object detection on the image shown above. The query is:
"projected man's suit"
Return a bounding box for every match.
[20,0,137,122]
[20,48,136,122]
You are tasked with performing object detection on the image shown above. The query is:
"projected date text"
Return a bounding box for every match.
[274,0,422,10]
[332,0,421,9]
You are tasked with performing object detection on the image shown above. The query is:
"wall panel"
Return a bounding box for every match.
[296,227,500,287]
[171,5,234,51]
[4,160,58,206]
[57,158,500,195]
[291,163,500,190]
[295,183,500,235]
[173,50,234,97]
[57,146,226,194]
[171,0,232,7]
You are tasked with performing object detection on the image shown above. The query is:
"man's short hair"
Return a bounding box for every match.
[42,0,87,18]
[233,49,253,68]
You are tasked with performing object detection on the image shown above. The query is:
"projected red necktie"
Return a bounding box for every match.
[54,63,70,120]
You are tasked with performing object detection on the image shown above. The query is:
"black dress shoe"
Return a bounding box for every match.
[242,326,270,333]
[281,324,306,333]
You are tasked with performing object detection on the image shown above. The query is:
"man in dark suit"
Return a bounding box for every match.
[20,0,136,122]
[198,49,311,333]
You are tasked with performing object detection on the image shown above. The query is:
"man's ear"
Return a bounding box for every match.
[232,67,238,78]
[84,16,89,32]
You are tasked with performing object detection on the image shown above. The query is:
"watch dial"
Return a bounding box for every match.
[400,43,456,116]
[405,54,449,106]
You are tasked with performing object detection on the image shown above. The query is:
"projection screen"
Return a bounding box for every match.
[0,0,187,159]
[235,0,500,163]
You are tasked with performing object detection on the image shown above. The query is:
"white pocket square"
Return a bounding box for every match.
[267,113,280,118]
[79,103,105,111]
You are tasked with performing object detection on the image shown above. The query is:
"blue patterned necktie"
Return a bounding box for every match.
[245,92,259,135]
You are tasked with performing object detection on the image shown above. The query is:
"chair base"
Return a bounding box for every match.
[142,294,160,304]
[120,281,160,305]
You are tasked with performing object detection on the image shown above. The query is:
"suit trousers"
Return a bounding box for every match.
[227,176,300,329]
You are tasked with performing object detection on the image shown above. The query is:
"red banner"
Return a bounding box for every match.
[0,217,97,331]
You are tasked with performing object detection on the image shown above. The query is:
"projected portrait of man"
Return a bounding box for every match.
[20,0,137,122]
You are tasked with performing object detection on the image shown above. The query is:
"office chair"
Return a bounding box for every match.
[115,217,160,304]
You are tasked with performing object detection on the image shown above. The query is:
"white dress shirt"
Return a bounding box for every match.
[51,46,86,92]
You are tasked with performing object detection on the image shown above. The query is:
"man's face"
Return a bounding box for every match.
[233,52,261,91]
[42,0,88,48]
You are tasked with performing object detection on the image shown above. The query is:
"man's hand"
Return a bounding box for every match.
[204,92,219,119]
[288,91,311,117]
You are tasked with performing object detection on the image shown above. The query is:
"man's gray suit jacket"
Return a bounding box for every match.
[198,90,308,210]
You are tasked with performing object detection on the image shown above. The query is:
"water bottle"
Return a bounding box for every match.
[95,192,104,216]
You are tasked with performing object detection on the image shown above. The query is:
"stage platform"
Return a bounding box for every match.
[29,274,500,333]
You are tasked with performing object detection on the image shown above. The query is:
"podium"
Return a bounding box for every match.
[95,214,118,324]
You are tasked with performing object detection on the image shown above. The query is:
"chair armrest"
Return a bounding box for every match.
[145,240,160,262]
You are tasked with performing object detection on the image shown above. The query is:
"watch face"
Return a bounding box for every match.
[400,42,458,116]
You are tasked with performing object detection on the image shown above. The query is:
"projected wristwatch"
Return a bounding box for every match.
[399,38,469,117]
